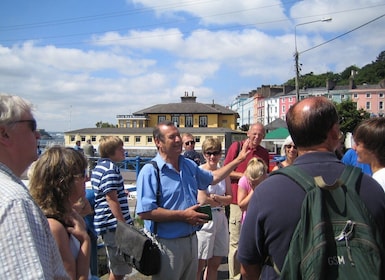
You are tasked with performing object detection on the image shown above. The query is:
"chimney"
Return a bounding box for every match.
[181,91,197,103]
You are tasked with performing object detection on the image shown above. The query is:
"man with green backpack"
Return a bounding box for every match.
[238,96,385,279]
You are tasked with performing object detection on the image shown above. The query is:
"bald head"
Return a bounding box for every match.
[286,97,339,149]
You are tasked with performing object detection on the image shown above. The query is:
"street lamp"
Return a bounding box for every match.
[294,17,332,102]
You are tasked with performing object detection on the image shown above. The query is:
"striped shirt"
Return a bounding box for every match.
[0,163,69,279]
[91,158,132,235]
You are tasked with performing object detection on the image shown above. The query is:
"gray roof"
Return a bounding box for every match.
[265,118,287,130]
[133,102,238,115]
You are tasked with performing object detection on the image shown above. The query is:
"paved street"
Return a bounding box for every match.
[100,258,229,280]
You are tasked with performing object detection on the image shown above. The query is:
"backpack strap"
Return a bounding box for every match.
[134,161,161,235]
[270,165,316,193]
[339,165,362,192]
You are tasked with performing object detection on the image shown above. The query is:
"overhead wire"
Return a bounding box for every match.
[0,1,384,47]
[301,13,385,54]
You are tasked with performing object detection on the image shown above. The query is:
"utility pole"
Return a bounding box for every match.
[294,18,332,102]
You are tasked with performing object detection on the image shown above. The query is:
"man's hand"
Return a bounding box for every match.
[237,139,251,162]
[184,204,210,226]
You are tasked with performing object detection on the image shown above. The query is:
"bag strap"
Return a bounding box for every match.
[339,165,362,192]
[270,165,316,193]
[148,160,161,235]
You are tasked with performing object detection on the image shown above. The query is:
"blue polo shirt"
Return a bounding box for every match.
[136,154,213,239]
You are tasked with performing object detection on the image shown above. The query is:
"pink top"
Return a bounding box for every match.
[238,175,252,223]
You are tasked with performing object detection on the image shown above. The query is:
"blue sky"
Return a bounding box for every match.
[1,0,384,131]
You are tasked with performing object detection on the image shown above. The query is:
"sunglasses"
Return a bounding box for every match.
[205,151,221,156]
[13,119,37,131]
[286,144,297,149]
[185,141,195,146]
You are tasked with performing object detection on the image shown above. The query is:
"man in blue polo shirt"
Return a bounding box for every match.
[136,120,250,280]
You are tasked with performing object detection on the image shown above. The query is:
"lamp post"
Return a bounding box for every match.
[294,17,332,102]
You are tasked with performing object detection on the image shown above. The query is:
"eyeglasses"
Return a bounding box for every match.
[13,119,37,131]
[205,151,221,156]
[185,140,195,146]
[286,145,297,149]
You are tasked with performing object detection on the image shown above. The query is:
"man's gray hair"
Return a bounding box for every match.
[0,94,33,125]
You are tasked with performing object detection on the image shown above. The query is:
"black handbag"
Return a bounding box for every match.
[115,161,162,276]
[115,221,161,276]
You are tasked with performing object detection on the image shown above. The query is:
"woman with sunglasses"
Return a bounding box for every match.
[196,137,232,280]
[272,135,298,171]
[29,146,92,280]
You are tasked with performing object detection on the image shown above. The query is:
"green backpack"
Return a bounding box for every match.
[270,165,384,279]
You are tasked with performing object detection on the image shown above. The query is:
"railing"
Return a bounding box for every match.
[88,156,153,177]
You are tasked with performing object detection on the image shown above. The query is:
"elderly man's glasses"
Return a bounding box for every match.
[185,140,195,146]
[13,119,37,131]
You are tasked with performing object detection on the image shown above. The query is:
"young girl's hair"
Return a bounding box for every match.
[244,157,267,181]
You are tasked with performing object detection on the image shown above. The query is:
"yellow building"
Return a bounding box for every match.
[64,93,245,157]
[117,92,238,130]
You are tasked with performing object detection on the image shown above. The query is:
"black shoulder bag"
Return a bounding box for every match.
[115,161,161,276]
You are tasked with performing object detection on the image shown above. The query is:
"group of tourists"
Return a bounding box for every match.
[2,93,385,280]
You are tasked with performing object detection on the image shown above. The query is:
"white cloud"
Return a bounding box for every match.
[1,0,384,131]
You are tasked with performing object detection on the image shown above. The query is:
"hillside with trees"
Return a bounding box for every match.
[285,50,385,88]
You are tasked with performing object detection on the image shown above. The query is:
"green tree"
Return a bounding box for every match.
[95,121,117,128]
[335,100,370,134]
[285,50,385,87]
[339,65,359,81]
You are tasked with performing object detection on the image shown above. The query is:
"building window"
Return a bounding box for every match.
[91,136,96,142]
[147,136,152,143]
[123,136,129,142]
[81,136,86,142]
[282,105,285,113]
[353,93,358,98]
[366,93,371,98]
[70,135,75,141]
[366,101,371,110]
[380,93,384,98]
[195,136,201,143]
[158,116,166,123]
[185,115,193,127]
[289,97,293,102]
[380,101,384,110]
[199,116,208,127]
[135,136,141,143]
[171,116,179,127]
